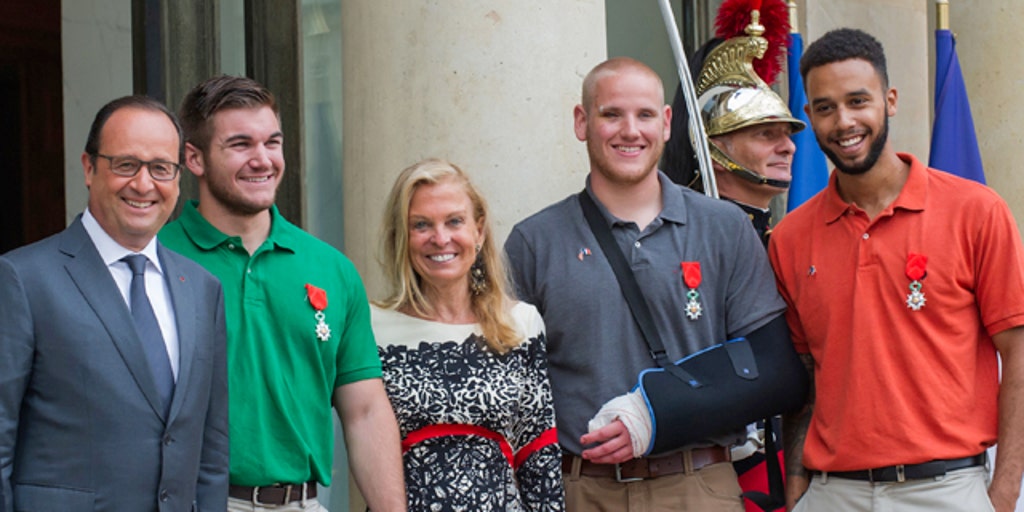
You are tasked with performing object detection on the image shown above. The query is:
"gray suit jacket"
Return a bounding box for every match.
[0,217,229,512]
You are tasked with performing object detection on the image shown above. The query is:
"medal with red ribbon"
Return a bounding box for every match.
[305,283,331,341]
[904,253,927,311]
[681,262,703,320]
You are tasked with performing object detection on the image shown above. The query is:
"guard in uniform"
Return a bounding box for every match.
[663,0,803,246]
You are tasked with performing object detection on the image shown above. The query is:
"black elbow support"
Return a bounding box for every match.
[637,315,810,456]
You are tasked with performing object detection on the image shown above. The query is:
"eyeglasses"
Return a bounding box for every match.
[94,154,182,181]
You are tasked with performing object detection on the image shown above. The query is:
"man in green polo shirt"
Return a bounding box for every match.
[160,75,406,511]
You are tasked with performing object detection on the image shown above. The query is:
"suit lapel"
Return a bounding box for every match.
[159,245,196,422]
[60,219,169,421]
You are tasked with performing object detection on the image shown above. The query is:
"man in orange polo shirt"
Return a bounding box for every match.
[769,28,1024,512]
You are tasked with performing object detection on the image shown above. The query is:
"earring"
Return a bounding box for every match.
[470,248,487,296]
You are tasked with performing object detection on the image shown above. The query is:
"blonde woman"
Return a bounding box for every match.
[372,159,564,511]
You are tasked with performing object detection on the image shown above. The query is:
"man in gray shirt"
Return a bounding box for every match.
[505,57,786,512]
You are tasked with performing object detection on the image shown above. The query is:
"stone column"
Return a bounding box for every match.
[797,0,1024,236]
[948,0,1024,231]
[341,0,606,298]
[950,1,1024,504]
[63,0,134,224]
[801,0,931,161]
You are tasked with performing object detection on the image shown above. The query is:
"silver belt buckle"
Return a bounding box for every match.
[615,463,644,483]
[253,484,292,505]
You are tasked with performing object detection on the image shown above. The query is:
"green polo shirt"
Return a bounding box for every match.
[160,201,381,487]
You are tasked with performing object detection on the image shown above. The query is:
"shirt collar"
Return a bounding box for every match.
[657,171,688,225]
[175,200,296,253]
[821,152,926,224]
[890,152,928,213]
[81,207,162,273]
[725,197,772,224]
[583,171,688,227]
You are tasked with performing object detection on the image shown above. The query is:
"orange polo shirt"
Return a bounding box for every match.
[768,153,1024,471]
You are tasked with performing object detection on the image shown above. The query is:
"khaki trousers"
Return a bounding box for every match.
[227,496,328,512]
[793,466,994,512]
[564,460,745,512]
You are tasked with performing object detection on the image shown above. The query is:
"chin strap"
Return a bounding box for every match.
[709,142,791,189]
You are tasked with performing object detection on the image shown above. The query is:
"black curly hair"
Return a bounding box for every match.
[800,28,889,89]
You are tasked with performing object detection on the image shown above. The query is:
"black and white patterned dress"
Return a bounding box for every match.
[371,302,564,512]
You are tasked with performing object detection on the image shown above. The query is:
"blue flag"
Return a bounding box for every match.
[929,29,985,183]
[786,32,830,212]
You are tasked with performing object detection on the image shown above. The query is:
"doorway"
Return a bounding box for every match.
[0,0,64,253]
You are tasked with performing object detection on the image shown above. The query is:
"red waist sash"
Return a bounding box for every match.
[402,423,558,469]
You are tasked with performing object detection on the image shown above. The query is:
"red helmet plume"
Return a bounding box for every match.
[714,0,791,85]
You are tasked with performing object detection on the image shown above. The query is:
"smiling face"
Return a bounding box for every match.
[575,65,671,187]
[716,122,796,180]
[406,179,484,298]
[711,122,796,206]
[84,107,180,251]
[187,105,284,216]
[804,58,896,176]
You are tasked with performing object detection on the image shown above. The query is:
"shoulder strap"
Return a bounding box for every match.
[740,418,787,511]
[578,191,701,388]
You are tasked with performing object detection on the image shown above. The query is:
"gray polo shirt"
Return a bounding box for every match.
[504,172,785,455]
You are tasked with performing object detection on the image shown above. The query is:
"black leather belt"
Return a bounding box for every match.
[229,482,317,505]
[817,453,986,483]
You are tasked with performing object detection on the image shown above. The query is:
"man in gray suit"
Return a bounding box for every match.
[0,95,229,512]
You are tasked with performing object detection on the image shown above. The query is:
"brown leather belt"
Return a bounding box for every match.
[228,482,317,505]
[562,446,730,481]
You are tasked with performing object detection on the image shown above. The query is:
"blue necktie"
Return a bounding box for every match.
[122,254,174,416]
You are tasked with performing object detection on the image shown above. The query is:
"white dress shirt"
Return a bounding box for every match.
[81,209,180,380]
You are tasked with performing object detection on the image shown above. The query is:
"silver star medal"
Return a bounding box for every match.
[906,281,926,311]
[685,290,703,320]
[315,311,332,341]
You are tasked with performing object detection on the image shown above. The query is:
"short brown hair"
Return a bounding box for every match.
[178,75,278,151]
[581,57,665,113]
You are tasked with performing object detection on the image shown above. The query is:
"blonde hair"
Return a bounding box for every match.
[581,57,666,113]
[376,158,521,353]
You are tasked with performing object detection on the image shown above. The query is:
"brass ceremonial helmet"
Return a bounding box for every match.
[696,7,804,188]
